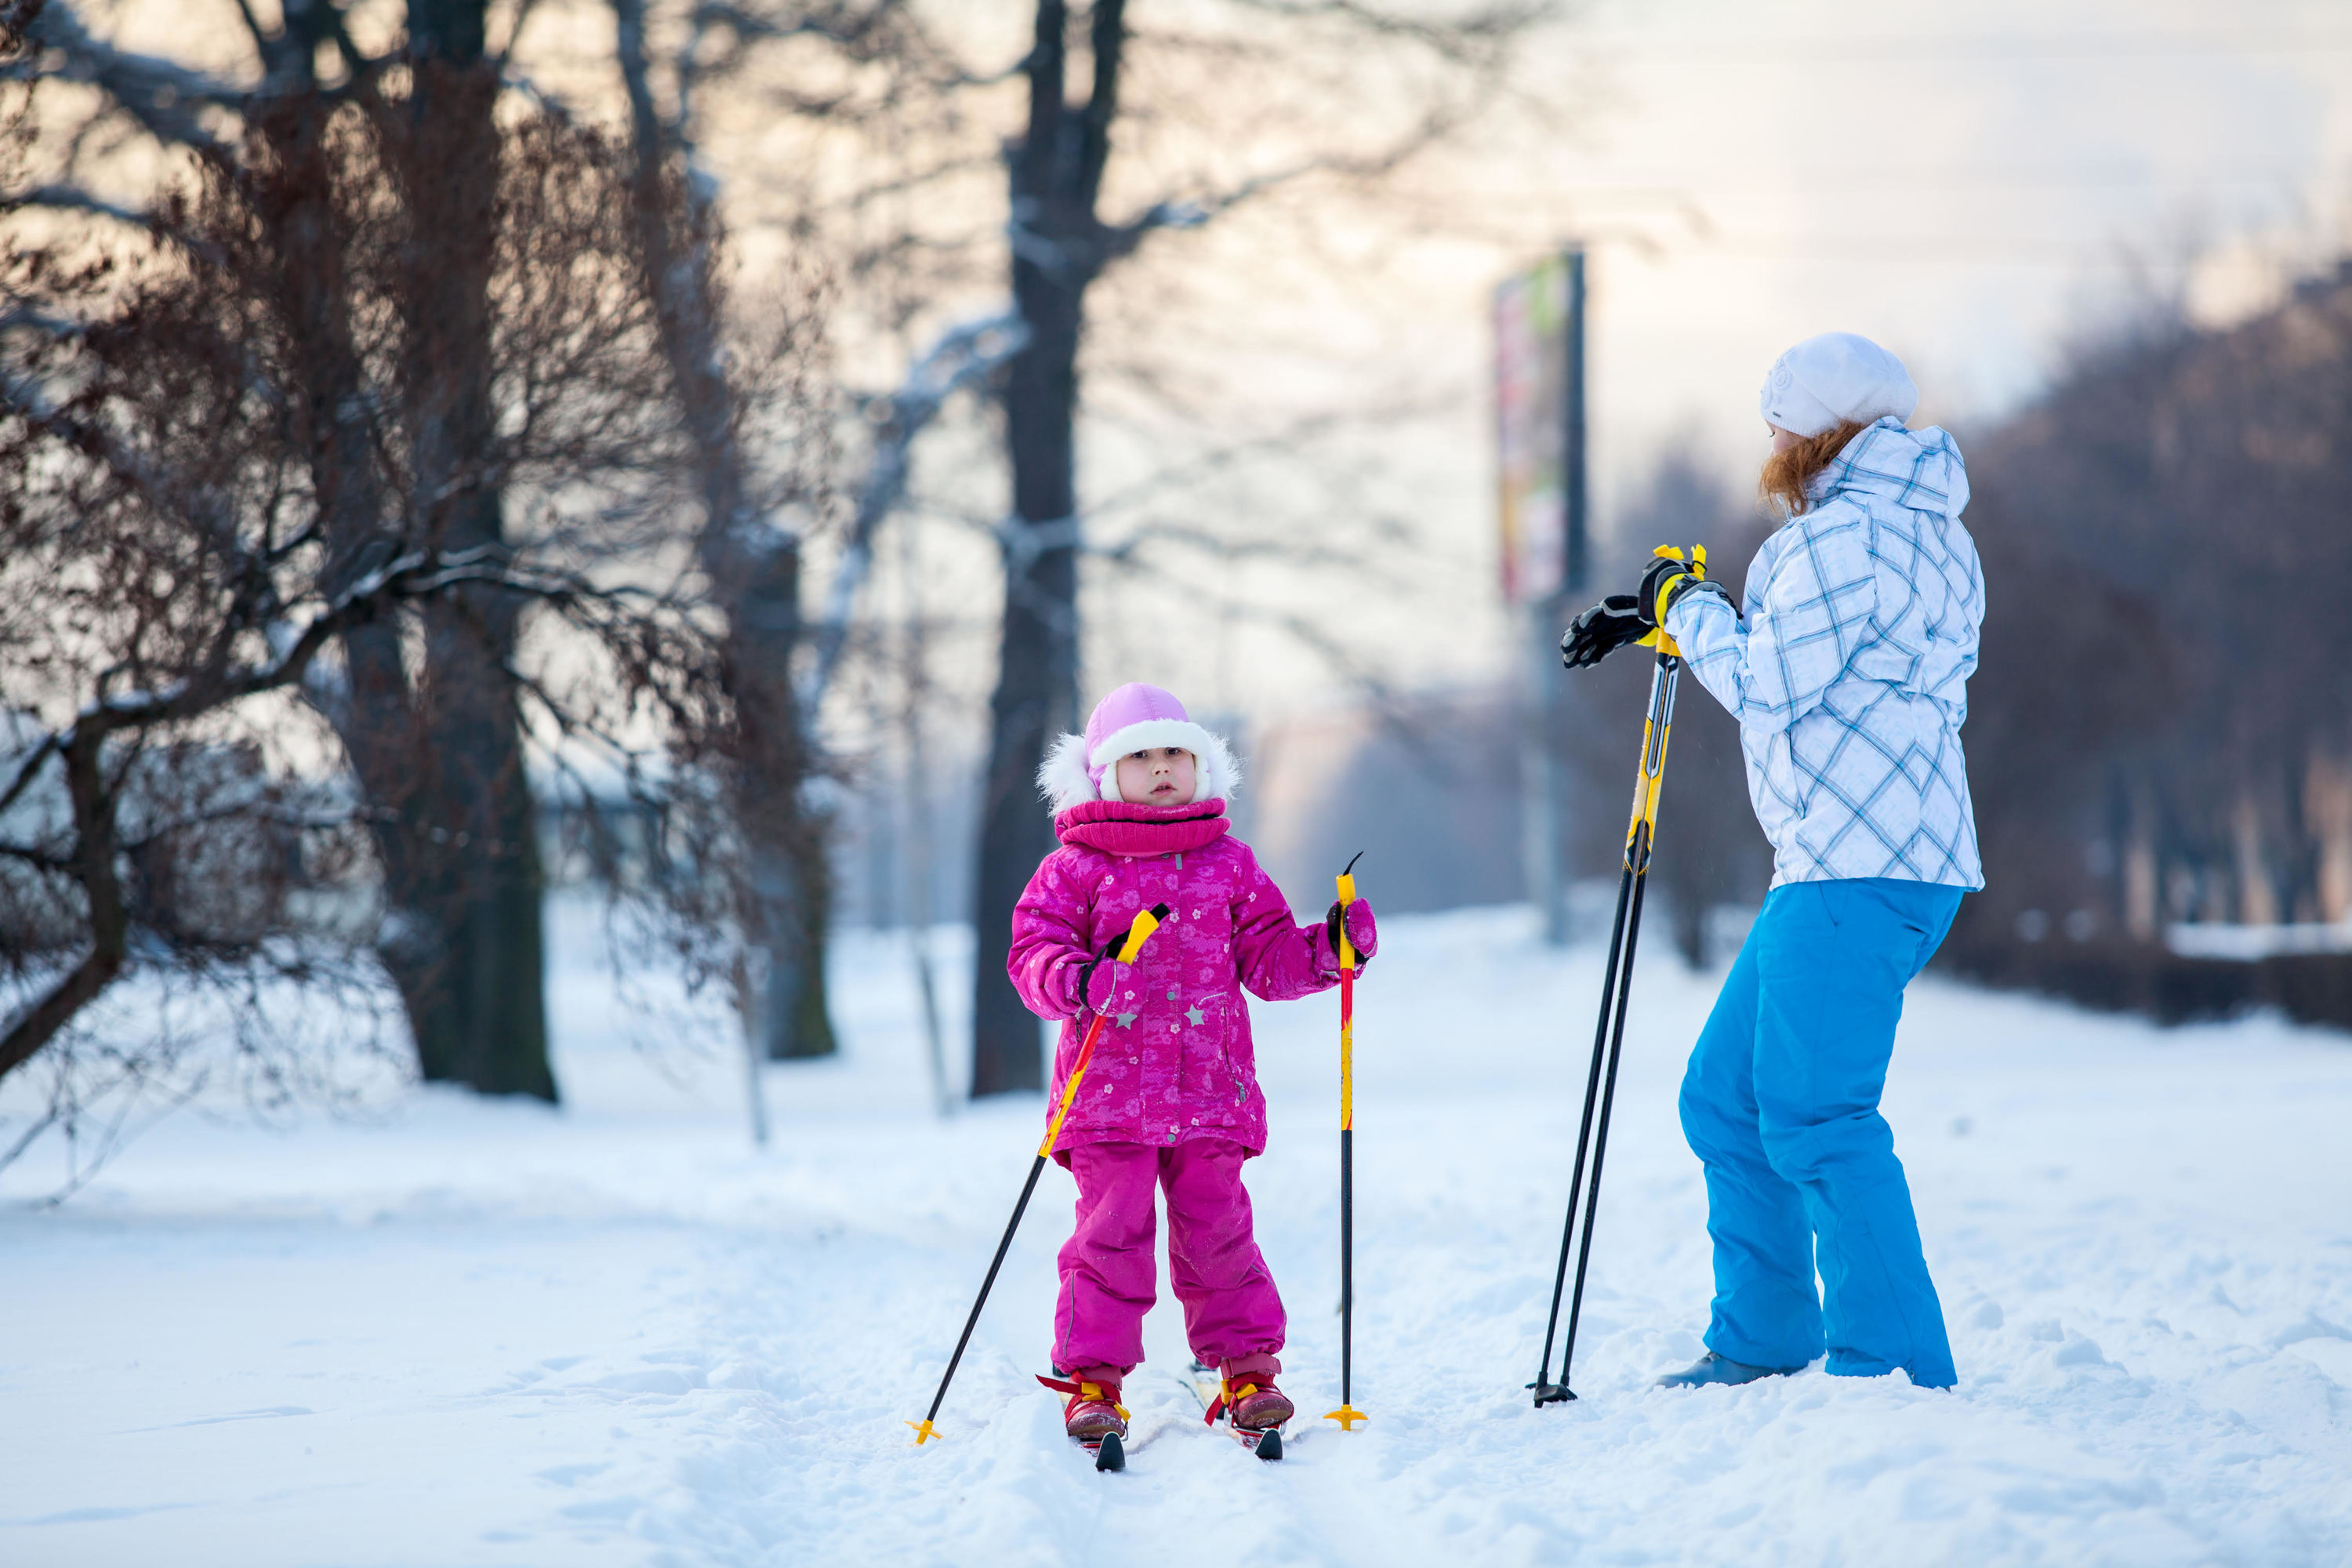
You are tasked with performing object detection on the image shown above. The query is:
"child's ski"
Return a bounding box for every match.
[1065,1408,1183,1471]
[1186,1369,1286,1461]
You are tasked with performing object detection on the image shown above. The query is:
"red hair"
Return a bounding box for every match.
[1758,420,1871,517]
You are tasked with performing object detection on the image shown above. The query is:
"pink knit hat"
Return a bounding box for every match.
[1036,683,1243,812]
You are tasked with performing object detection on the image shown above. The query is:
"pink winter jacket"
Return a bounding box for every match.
[1008,798,1345,1161]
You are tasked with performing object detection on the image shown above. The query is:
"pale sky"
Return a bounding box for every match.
[1537,0,2352,478]
[1123,0,2352,725]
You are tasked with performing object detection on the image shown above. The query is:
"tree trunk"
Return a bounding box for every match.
[730,534,838,1062]
[369,0,554,1098]
[0,731,128,1082]
[969,372,1080,1091]
[611,0,835,1060]
[969,0,1108,1098]
[246,12,547,1098]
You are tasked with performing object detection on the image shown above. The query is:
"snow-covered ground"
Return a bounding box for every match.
[5,901,2351,1567]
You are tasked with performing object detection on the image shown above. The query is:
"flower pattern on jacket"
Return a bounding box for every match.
[1008,804,1345,1160]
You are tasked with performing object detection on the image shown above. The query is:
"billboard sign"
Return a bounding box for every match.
[1493,252,1584,605]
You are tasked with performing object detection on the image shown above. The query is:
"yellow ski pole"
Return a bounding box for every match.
[1325,852,1369,1432]
[909,902,1170,1446]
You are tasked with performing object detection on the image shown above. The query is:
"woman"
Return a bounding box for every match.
[1561,331,1985,1389]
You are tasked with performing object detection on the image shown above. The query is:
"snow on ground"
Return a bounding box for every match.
[4,899,2351,1567]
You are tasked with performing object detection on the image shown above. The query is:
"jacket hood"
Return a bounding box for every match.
[1808,418,1970,520]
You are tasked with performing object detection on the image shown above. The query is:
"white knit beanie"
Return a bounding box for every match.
[1759,332,1918,437]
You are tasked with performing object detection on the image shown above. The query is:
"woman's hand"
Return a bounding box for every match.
[1560,595,1650,670]
[1324,898,1377,967]
[1636,548,1733,627]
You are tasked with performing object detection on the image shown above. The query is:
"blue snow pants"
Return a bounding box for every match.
[1678,877,1963,1388]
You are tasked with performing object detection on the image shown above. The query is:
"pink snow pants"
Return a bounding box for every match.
[1054,1138,1286,1382]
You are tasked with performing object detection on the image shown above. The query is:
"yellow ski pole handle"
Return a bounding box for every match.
[1639,543,1709,658]
[1334,853,1360,1126]
[1036,902,1167,1160]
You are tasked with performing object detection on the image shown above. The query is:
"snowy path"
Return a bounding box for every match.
[5,905,2350,1566]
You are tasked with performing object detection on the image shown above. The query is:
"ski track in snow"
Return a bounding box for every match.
[4,902,2350,1566]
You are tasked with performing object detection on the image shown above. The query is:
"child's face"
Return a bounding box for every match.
[1116,746,1197,806]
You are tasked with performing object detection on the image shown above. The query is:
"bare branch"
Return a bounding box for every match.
[0,360,254,585]
[0,183,233,267]
[0,840,76,870]
[802,307,1029,706]
[0,299,85,340]
[1225,0,1558,66]
[0,733,59,818]
[45,543,643,742]
[491,0,550,74]
[17,2,241,154]
[4,180,146,228]
[1,1,47,63]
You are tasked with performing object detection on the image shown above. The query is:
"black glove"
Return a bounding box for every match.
[1636,549,1733,628]
[1560,594,1649,670]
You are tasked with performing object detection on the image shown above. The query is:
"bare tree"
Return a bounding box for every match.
[310,0,1549,1099]
[612,0,845,1060]
[0,38,778,1158]
[5,0,848,1098]
[605,0,1050,1063]
[1957,266,2352,953]
[792,0,1553,1097]
[4,0,569,1092]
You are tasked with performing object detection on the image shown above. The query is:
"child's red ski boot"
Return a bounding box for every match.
[1038,1371,1129,1443]
[1199,1355,1291,1458]
[1223,1374,1294,1431]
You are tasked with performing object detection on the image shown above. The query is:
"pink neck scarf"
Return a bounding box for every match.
[1054,798,1232,858]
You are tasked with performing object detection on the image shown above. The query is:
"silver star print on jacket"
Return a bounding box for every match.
[1007,837,1349,1159]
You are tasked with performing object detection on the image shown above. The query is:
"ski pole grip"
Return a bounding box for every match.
[1038,904,1174,1160]
[1118,903,1171,964]
[1335,851,1363,972]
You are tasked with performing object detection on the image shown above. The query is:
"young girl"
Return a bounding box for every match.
[1008,681,1377,1442]
[1563,332,1984,1391]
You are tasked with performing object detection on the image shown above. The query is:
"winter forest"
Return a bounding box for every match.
[2,1,2350,1564]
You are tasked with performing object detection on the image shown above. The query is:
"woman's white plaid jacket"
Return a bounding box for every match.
[1664,418,1986,890]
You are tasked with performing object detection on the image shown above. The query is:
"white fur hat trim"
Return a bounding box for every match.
[1087,718,1214,772]
[1034,722,1243,812]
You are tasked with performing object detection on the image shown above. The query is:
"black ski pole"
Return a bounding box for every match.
[1531,644,1681,1406]
[909,902,1171,1446]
